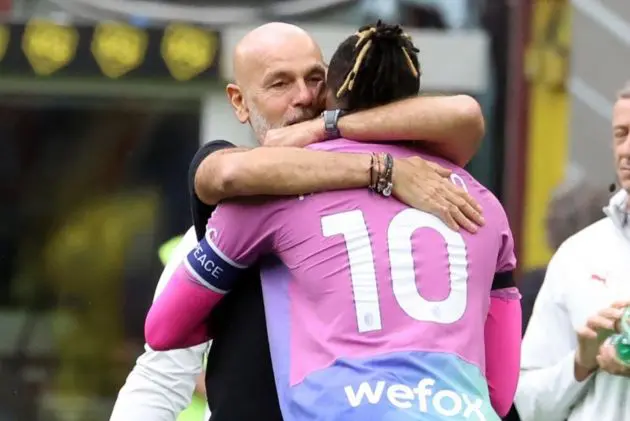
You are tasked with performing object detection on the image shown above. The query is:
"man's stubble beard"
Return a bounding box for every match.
[247,100,320,144]
[248,102,274,143]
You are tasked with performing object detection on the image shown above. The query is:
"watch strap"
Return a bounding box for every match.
[323,109,342,139]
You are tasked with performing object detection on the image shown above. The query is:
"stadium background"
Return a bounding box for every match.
[0,0,624,419]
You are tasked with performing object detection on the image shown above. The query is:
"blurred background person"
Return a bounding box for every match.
[503,173,611,421]
[514,82,630,421]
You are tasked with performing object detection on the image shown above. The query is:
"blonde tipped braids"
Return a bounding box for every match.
[336,26,419,99]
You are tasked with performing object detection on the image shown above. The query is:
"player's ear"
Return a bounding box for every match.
[226,83,249,124]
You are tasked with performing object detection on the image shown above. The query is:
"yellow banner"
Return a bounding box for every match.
[0,24,9,62]
[161,23,218,82]
[22,19,79,76]
[91,21,148,79]
[522,0,571,269]
[7,19,221,81]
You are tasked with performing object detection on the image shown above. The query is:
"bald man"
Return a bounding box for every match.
[112,23,486,421]
[227,23,325,137]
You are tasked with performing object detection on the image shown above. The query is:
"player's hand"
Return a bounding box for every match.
[575,301,629,379]
[596,341,630,377]
[262,118,325,148]
[391,156,484,233]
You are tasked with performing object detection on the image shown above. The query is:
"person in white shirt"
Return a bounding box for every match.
[110,228,211,421]
[515,83,630,421]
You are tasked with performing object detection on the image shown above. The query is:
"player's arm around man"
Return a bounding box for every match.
[263,94,483,166]
[195,95,486,232]
[110,228,208,421]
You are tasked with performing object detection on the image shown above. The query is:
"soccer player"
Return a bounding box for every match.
[146,22,520,421]
[114,23,488,421]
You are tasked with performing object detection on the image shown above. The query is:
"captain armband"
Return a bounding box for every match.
[184,233,247,294]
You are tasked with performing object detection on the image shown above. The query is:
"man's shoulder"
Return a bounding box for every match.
[545,217,613,284]
[199,139,237,155]
[189,140,239,239]
[205,139,237,148]
[189,139,237,181]
[562,217,616,248]
[558,217,612,254]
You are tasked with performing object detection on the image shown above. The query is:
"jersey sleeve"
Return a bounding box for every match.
[484,207,521,416]
[492,221,517,290]
[145,199,283,351]
[484,288,522,416]
[190,198,282,291]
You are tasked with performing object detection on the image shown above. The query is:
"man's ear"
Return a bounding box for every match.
[226,83,249,124]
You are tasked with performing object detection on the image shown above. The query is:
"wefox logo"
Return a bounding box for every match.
[344,378,487,420]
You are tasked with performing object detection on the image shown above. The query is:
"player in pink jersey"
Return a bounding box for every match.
[146,22,521,421]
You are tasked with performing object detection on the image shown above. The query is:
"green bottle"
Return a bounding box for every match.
[611,334,630,366]
[613,307,630,366]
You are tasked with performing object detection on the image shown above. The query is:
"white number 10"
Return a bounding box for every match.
[321,208,469,333]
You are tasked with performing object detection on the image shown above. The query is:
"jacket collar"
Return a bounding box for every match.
[603,189,630,240]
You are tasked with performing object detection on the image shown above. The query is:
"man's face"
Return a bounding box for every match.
[612,98,630,191]
[230,35,326,141]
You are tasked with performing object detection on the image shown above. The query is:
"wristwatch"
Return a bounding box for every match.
[323,109,346,139]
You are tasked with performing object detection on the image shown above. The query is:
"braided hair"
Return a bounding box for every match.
[327,21,421,112]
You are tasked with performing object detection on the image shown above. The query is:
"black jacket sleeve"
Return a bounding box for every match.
[188,140,236,241]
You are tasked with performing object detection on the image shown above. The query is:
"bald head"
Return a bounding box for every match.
[233,22,320,85]
[238,22,311,48]
[225,22,325,142]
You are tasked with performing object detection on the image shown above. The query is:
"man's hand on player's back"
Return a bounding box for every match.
[392,156,484,233]
[261,119,484,233]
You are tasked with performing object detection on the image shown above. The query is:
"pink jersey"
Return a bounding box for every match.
[144,139,518,421]
[190,140,516,421]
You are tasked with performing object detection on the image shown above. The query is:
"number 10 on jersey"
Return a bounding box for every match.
[321,208,469,333]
